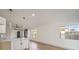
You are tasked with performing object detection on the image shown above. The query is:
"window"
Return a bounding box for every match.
[17,31,21,38]
[60,24,79,40]
[31,29,37,39]
[24,29,28,38]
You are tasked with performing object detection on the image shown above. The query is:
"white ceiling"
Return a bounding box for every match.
[0,9,79,29]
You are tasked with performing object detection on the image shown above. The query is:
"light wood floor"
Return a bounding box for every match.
[30,41,65,50]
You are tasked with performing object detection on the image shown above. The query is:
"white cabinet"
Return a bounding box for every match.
[0,17,6,33]
[21,39,29,49]
[12,39,21,50]
[11,30,29,50]
[10,29,30,50]
[12,38,29,50]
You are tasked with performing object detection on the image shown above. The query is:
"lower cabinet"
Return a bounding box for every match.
[12,38,29,50]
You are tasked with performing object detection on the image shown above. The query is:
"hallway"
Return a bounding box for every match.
[30,41,65,50]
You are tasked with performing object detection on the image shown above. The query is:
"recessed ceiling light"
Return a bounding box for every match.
[32,13,35,16]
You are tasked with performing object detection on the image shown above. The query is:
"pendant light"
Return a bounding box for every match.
[9,9,20,30]
[9,9,13,30]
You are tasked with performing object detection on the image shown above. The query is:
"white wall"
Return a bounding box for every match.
[31,10,79,49]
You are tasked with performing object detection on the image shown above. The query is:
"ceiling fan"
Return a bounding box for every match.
[12,24,21,30]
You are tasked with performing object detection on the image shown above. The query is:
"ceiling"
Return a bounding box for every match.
[0,9,79,29]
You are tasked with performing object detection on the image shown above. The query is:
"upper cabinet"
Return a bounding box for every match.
[0,17,6,33]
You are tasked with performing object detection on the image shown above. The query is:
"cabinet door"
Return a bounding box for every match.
[12,39,22,50]
[21,39,29,49]
[12,38,29,50]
